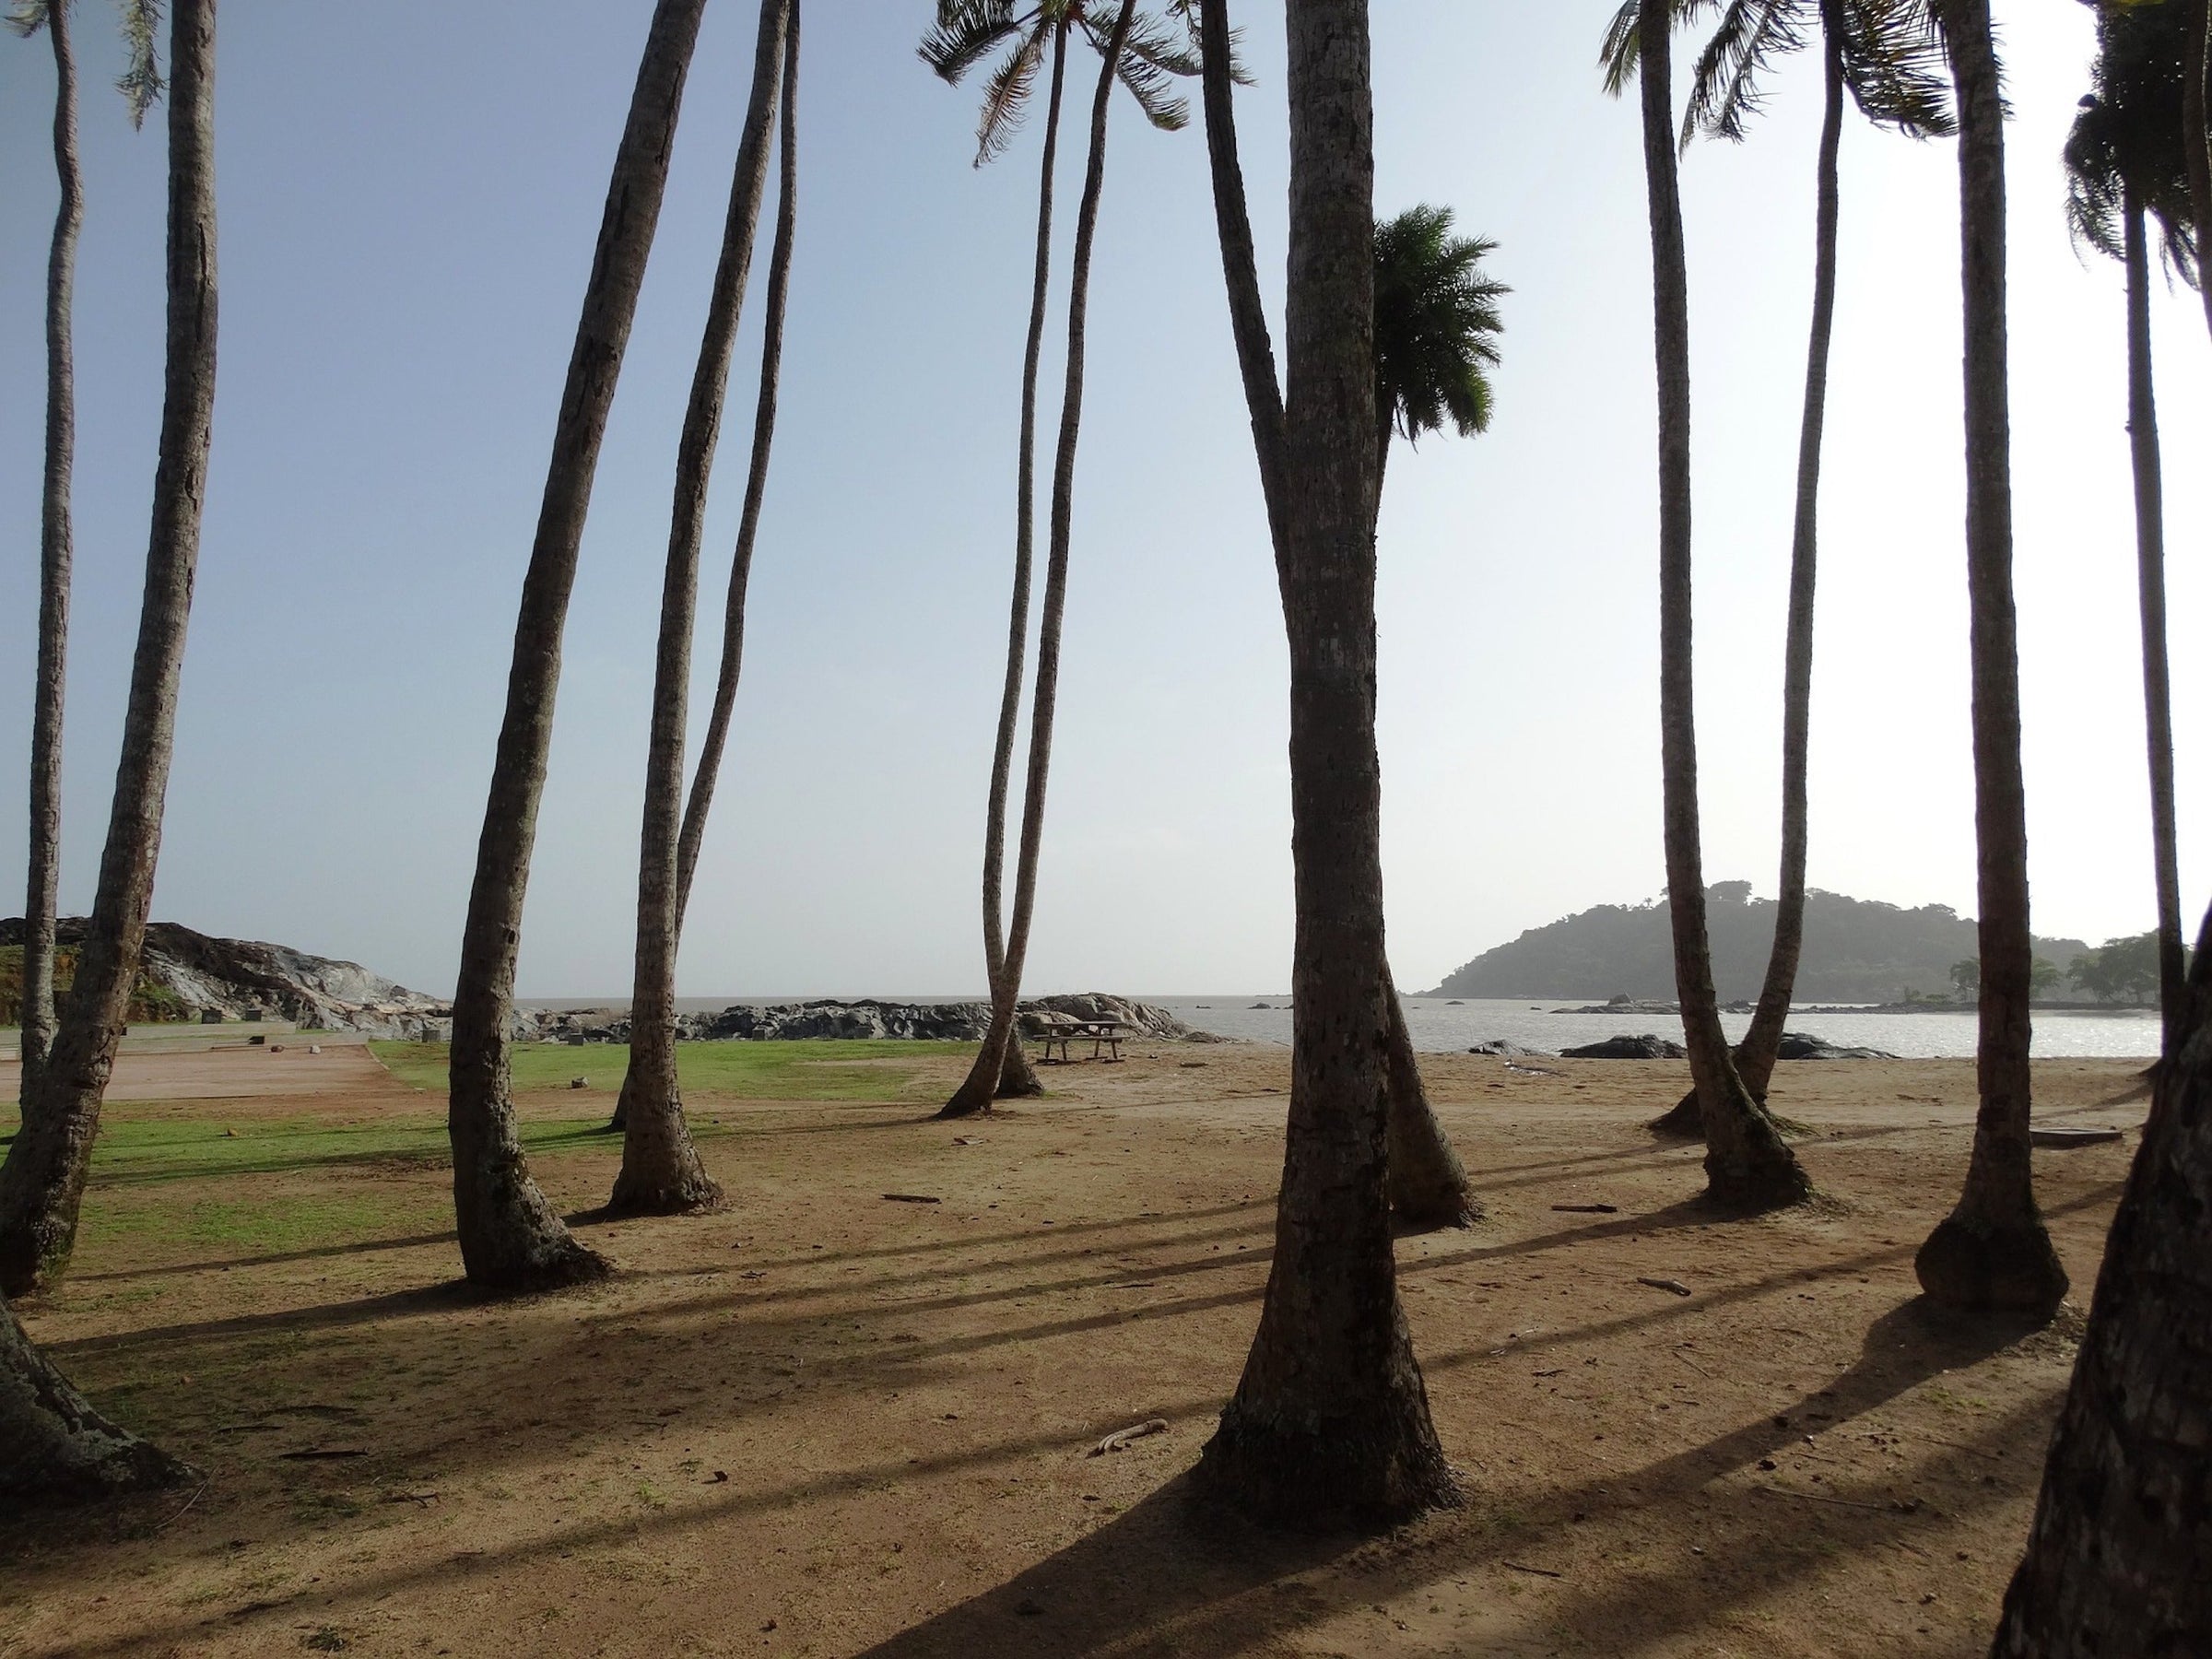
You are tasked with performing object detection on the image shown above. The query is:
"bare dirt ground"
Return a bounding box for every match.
[0,1043,2148,1658]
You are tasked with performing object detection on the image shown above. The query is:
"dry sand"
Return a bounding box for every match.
[0,1042,2148,1657]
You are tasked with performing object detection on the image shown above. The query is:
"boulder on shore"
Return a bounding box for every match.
[1466,1039,1555,1058]
[1561,1033,1688,1060]
[1776,1030,1899,1061]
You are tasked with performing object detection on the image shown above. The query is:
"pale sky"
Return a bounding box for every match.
[0,2,2204,998]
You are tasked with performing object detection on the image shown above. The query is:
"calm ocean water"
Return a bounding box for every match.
[522,994,2160,1059]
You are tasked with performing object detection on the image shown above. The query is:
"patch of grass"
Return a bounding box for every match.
[371,1040,973,1102]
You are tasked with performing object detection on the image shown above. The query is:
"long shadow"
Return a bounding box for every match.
[44,1281,486,1357]
[853,1299,2057,1658]
[67,1230,461,1285]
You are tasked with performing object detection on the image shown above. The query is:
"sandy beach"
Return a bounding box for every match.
[0,1039,2147,1657]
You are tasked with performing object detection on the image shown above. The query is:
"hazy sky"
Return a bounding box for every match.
[1,2,2205,999]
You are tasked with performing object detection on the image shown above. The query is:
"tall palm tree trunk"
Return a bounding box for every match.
[2184,0,2212,343]
[446,0,707,1290]
[667,0,804,964]
[1636,2,1808,1213]
[1369,442,1479,1229]
[1653,22,1846,1141]
[606,0,791,1213]
[20,0,84,1107]
[1194,0,1456,1525]
[972,21,1072,1107]
[1987,901,2212,1653]
[2,1288,190,1500]
[1914,0,2065,1318]
[941,2,1135,1121]
[2121,192,2184,1056]
[0,0,219,1300]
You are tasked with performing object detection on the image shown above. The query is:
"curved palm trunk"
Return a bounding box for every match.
[665,0,804,978]
[1636,4,1808,1212]
[2,1289,190,1501]
[1653,26,1846,1140]
[974,22,1071,1107]
[20,0,84,1106]
[941,3,1135,1122]
[446,0,707,1290]
[607,0,792,1212]
[1371,435,1478,1229]
[1913,0,2065,1318]
[1988,903,2212,1653]
[0,0,219,1300]
[2183,0,2211,343]
[2120,194,2184,1056]
[1194,0,1456,1525]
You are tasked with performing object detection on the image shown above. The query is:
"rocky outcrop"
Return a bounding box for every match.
[1776,1030,1899,1061]
[1561,1033,1688,1060]
[520,992,1215,1045]
[3,917,451,1039]
[1466,1039,1554,1058]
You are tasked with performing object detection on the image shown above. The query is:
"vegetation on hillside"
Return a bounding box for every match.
[0,946,188,1028]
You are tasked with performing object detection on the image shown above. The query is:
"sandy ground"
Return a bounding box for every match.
[0,1042,2149,1658]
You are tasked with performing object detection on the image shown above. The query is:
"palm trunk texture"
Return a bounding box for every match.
[2120,195,2185,1056]
[665,0,804,1007]
[941,4,1134,1121]
[1652,28,1844,1141]
[608,0,792,1215]
[0,0,220,1300]
[446,0,707,1290]
[1194,0,1457,1526]
[20,0,84,1106]
[974,22,1071,1107]
[1637,4,1808,1212]
[1988,903,2212,1653]
[2,1289,192,1501]
[1913,0,2066,1318]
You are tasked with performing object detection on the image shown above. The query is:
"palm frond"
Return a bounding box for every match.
[6,1,53,41]
[115,0,165,127]
[1599,0,1643,96]
[1374,205,1510,447]
[1077,6,1191,130]
[920,0,1023,84]
[1834,0,1953,136]
[1683,0,1809,147]
[970,21,1050,166]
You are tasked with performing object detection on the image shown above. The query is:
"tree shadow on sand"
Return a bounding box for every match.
[856,1297,2064,1657]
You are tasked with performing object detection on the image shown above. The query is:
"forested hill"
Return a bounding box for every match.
[1426,883,2091,1004]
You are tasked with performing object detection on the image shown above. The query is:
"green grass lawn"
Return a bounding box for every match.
[370,1038,975,1101]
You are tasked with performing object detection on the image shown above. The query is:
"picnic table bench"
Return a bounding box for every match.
[1034,1016,1129,1065]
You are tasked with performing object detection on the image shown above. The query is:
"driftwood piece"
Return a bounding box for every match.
[1087,1418,1168,1456]
[1638,1276,1693,1297]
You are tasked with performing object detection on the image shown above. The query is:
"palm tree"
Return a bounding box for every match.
[606,0,794,1216]
[0,0,218,1300]
[3,1288,190,1500]
[1617,1,1948,1140]
[9,0,162,1110]
[1988,902,2212,1652]
[1190,0,1457,1524]
[2065,0,2199,1058]
[444,0,708,1290]
[1911,0,2066,1317]
[1601,1,1810,1211]
[2183,0,2210,340]
[1370,203,1504,1230]
[924,0,1200,1116]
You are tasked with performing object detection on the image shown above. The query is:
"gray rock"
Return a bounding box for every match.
[1467,1039,1554,1058]
[1776,1030,1899,1061]
[1561,1033,1688,1060]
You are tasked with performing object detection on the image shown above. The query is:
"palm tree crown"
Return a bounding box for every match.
[6,0,164,126]
[2065,0,2203,281]
[1373,205,1507,452]
[921,0,1199,165]
[1602,0,1953,145]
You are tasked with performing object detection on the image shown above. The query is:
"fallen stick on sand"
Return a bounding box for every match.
[1088,1418,1169,1456]
[1553,1204,1619,1214]
[1502,1561,1564,1580]
[882,1194,942,1205]
[1638,1277,1693,1297]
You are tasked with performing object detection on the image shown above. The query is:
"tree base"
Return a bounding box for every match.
[1915,1212,2069,1319]
[603,1173,724,1219]
[1702,1139,1813,1214]
[935,1086,994,1122]
[995,1044,1046,1099]
[463,1232,613,1296]
[1198,1396,1462,1529]
[1649,1088,1702,1138]
[4,1299,199,1502]
[1391,1190,1483,1232]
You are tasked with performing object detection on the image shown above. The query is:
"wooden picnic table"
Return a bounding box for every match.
[1036,1017,1129,1065]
